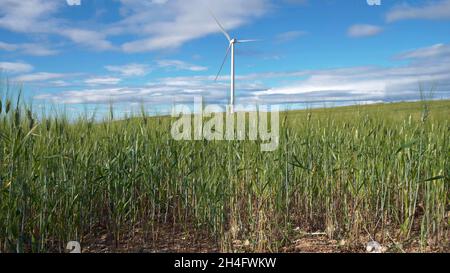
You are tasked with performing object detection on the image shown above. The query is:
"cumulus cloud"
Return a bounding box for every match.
[347,24,383,38]
[386,0,450,22]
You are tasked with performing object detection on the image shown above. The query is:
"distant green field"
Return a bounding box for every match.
[287,100,450,121]
[0,94,448,252]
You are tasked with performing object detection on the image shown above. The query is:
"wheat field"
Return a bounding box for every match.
[0,84,449,252]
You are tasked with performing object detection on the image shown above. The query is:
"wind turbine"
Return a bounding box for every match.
[210,10,257,113]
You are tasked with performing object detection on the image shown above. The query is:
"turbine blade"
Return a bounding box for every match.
[236,39,259,43]
[215,43,232,82]
[208,7,231,42]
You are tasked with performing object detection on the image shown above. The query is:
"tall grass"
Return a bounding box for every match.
[0,82,448,252]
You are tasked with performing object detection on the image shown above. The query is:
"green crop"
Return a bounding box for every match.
[0,82,448,252]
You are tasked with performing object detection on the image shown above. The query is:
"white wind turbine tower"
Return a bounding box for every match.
[210,9,258,113]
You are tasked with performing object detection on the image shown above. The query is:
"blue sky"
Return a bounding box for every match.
[1,0,450,116]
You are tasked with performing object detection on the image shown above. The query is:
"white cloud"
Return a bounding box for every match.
[85,77,122,86]
[254,44,450,103]
[396,43,450,60]
[50,80,71,87]
[118,0,269,52]
[0,41,16,51]
[61,28,114,51]
[386,0,450,22]
[0,0,113,51]
[347,24,383,38]
[35,55,450,106]
[157,60,208,71]
[33,74,263,105]
[20,44,59,56]
[64,42,450,106]
[0,61,34,73]
[0,0,60,33]
[13,72,66,82]
[0,0,268,53]
[105,63,151,77]
[275,30,307,43]
[34,47,450,106]
[0,41,58,56]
